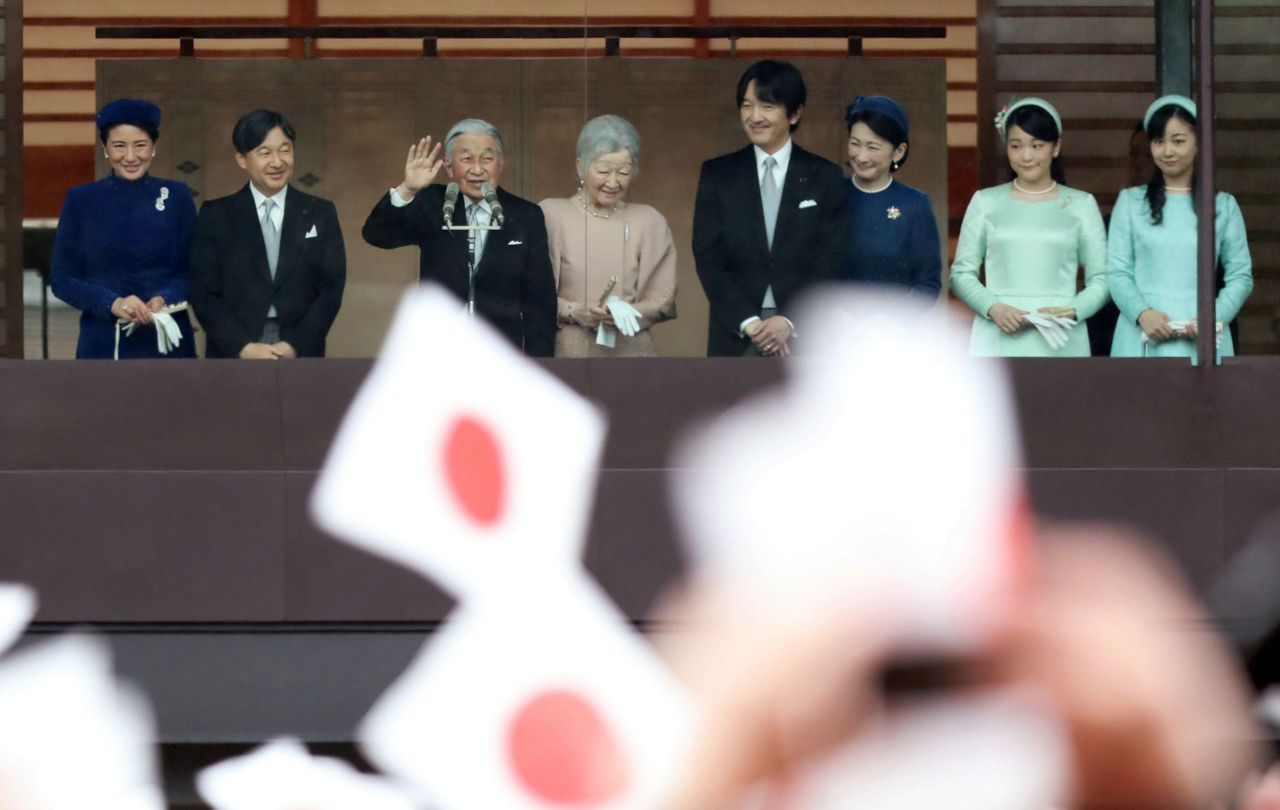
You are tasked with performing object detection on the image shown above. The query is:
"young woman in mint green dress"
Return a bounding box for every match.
[951,98,1109,357]
[1107,95,1252,362]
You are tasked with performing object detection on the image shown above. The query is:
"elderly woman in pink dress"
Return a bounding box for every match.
[539,114,677,357]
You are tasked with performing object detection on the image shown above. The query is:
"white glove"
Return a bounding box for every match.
[1155,319,1223,349]
[1022,312,1076,351]
[153,311,183,354]
[604,295,642,337]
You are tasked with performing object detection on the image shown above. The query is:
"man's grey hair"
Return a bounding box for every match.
[443,118,504,162]
[576,114,641,177]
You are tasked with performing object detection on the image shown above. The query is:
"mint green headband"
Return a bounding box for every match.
[1143,94,1197,131]
[994,97,1063,141]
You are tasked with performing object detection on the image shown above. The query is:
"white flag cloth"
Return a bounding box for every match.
[672,289,1031,651]
[0,634,164,810]
[0,582,35,656]
[359,573,694,810]
[197,737,421,810]
[311,285,606,601]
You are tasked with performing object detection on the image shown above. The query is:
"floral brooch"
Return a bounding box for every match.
[887,206,902,221]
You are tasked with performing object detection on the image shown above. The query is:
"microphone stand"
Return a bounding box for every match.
[442,209,500,318]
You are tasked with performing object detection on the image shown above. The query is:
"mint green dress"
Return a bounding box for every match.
[1107,187,1252,362]
[951,184,1109,357]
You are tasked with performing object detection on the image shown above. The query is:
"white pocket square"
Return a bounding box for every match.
[507,239,522,246]
[305,225,318,238]
[798,199,818,209]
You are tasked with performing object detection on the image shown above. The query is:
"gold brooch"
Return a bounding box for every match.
[887,206,901,220]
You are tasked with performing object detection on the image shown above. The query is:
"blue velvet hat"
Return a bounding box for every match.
[845,95,909,140]
[95,98,162,134]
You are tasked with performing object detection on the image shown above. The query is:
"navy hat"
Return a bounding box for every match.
[95,98,161,134]
[845,95,909,140]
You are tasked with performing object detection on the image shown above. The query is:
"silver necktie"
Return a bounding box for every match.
[467,203,489,265]
[761,155,781,249]
[261,198,280,278]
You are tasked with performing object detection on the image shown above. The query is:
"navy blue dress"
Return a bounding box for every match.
[838,178,942,300]
[51,174,197,359]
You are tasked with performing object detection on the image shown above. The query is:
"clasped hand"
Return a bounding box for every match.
[1138,309,1177,343]
[112,295,165,325]
[748,316,792,357]
[239,342,297,360]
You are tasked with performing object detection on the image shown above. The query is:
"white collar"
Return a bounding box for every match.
[249,183,287,211]
[754,138,793,174]
[464,196,493,216]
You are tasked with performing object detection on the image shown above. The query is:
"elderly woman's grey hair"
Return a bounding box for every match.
[576,115,641,178]
[444,118,505,162]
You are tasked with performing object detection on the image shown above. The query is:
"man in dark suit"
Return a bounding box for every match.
[693,60,847,357]
[189,109,346,359]
[362,118,556,357]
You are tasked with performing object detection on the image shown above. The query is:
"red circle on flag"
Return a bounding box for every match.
[443,416,505,526]
[507,689,630,805]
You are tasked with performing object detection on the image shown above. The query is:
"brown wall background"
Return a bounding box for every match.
[98,57,947,357]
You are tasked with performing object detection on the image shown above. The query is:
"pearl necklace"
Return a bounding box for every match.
[1013,179,1058,196]
[1164,185,1192,192]
[852,177,893,194]
[576,193,621,219]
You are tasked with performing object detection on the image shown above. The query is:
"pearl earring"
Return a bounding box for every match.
[891,160,900,171]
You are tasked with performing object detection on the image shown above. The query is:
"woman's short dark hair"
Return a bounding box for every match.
[845,109,910,172]
[1143,104,1199,226]
[232,109,297,155]
[98,121,159,146]
[735,60,807,132]
[1005,104,1066,185]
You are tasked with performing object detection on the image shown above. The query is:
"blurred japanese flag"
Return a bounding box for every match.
[0,634,163,810]
[359,572,694,810]
[197,737,421,810]
[311,285,606,601]
[673,289,1031,650]
[0,582,35,656]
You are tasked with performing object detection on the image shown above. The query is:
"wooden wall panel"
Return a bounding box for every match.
[23,5,980,235]
[99,57,947,358]
[4,0,22,357]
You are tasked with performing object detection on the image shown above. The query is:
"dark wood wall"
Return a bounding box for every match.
[98,57,948,358]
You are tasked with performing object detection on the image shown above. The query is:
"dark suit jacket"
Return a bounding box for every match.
[692,143,847,356]
[361,184,556,357]
[189,184,346,358]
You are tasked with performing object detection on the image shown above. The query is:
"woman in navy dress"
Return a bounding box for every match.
[838,95,942,300]
[51,98,197,358]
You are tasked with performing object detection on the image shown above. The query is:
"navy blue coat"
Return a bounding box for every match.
[50,174,197,359]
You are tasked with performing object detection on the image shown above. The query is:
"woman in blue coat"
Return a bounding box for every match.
[51,98,197,358]
[838,95,942,300]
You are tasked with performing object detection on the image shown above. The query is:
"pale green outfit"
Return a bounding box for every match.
[1107,186,1252,362]
[951,183,1109,357]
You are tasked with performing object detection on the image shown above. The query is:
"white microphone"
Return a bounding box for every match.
[442,182,460,221]
[480,181,504,227]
